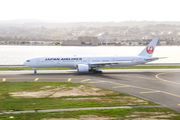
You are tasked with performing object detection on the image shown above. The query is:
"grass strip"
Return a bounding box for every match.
[0,82,157,111]
[0,96,156,111]
[0,108,180,120]
[0,82,80,93]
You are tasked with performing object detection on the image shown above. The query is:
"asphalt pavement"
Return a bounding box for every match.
[0,69,180,112]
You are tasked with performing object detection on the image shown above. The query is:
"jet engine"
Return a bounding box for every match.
[77,64,90,72]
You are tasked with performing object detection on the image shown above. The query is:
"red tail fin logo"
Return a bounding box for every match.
[146,46,154,54]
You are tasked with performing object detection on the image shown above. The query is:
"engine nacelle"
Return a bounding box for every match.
[77,64,89,72]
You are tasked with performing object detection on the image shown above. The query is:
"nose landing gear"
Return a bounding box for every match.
[32,68,37,74]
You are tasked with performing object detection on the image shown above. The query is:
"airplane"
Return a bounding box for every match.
[24,38,164,74]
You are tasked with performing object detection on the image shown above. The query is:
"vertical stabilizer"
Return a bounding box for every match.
[138,38,158,57]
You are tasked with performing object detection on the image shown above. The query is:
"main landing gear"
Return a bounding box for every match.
[90,67,102,74]
[93,70,102,74]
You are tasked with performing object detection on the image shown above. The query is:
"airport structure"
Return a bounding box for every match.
[61,36,98,46]
[78,36,98,45]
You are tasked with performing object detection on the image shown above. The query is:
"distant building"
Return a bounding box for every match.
[62,36,98,46]
[61,40,80,46]
[78,36,98,46]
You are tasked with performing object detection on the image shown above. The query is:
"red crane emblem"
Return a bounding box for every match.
[146,46,154,54]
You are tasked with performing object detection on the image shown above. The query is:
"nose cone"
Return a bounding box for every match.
[23,62,27,66]
[24,59,31,67]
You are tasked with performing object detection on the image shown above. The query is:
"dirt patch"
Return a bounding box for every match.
[133,112,166,115]
[40,86,53,89]
[131,118,167,120]
[0,94,4,99]
[63,96,148,104]
[126,112,177,119]
[115,96,148,104]
[9,85,148,105]
[9,85,115,98]
[41,112,178,120]
[42,115,116,120]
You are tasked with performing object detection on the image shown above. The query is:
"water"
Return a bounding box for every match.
[0,45,180,65]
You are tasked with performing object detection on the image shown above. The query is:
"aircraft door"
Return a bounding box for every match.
[112,58,115,62]
[36,59,40,64]
[35,58,41,67]
[46,58,56,67]
[88,58,90,63]
[132,58,139,63]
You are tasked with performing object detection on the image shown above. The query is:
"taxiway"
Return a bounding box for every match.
[0,69,180,112]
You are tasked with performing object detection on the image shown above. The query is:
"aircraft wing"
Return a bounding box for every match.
[88,61,132,66]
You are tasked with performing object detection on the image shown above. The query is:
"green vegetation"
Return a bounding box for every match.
[0,96,150,111]
[0,82,180,119]
[0,108,180,120]
[0,66,180,71]
[0,82,80,93]
[0,82,157,111]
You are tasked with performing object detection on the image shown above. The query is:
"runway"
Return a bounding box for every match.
[1,69,180,112]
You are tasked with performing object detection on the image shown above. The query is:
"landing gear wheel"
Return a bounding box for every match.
[34,70,37,74]
[92,70,102,74]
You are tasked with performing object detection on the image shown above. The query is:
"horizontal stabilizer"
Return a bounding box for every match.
[144,57,167,61]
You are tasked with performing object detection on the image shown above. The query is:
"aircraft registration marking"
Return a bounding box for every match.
[68,78,71,81]
[3,78,6,81]
[34,78,39,81]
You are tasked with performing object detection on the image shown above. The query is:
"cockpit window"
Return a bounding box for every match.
[26,60,30,62]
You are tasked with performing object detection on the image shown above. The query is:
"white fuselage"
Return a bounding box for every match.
[24,56,150,69]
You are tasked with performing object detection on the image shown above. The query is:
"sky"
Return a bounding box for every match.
[0,0,179,22]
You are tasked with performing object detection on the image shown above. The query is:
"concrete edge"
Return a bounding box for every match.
[0,106,164,115]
